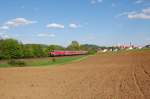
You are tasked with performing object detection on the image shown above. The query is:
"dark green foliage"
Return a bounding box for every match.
[22,45,34,58]
[31,44,46,57]
[0,39,48,59]
[0,38,66,59]
[0,39,23,59]
[0,38,102,59]
[22,44,48,58]
[88,50,97,54]
[8,59,26,66]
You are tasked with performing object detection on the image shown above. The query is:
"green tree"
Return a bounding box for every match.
[0,39,23,59]
[29,44,46,57]
[46,45,64,55]
[23,44,48,58]
[67,41,80,50]
[0,39,4,59]
[80,44,99,54]
[22,44,34,58]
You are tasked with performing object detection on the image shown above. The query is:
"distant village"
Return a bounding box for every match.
[98,43,150,53]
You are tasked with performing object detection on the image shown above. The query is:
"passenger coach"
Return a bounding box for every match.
[49,50,88,56]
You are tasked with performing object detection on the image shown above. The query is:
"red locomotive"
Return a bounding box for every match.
[49,50,88,56]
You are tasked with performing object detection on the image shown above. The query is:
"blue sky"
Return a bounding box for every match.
[0,0,150,46]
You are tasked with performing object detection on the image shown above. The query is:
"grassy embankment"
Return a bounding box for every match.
[0,55,88,68]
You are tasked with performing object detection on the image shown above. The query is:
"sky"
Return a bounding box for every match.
[0,0,150,46]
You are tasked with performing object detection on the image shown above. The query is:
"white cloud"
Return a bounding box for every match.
[69,24,80,29]
[37,33,56,37]
[117,7,150,20]
[0,18,36,30]
[128,13,150,19]
[5,18,36,27]
[128,7,150,19]
[91,0,103,4]
[47,23,64,29]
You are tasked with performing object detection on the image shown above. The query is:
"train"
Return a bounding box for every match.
[49,50,88,56]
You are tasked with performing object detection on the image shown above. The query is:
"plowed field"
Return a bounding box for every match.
[0,51,150,99]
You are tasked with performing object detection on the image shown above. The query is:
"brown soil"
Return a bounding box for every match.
[0,51,150,99]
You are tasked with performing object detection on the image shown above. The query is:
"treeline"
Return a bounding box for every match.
[0,39,100,59]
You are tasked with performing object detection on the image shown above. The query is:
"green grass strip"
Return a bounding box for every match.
[0,56,89,68]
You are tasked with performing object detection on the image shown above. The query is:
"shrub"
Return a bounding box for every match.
[88,50,97,55]
[8,59,26,67]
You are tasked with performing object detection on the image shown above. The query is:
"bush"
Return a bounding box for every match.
[8,59,26,67]
[88,50,97,55]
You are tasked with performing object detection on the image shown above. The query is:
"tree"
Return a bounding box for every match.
[0,39,4,59]
[80,44,99,54]
[24,44,45,57]
[46,45,64,52]
[22,44,34,58]
[67,41,80,50]
[0,39,23,59]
